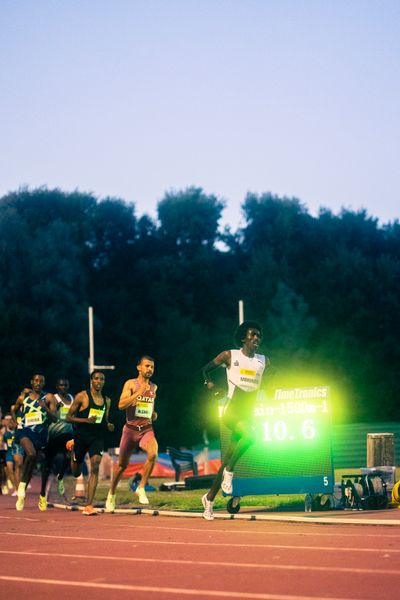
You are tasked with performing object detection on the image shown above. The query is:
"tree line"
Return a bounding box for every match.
[1,187,399,448]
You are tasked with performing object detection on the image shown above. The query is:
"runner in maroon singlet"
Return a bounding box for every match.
[105,356,158,510]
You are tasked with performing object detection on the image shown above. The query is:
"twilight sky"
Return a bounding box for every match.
[1,0,399,228]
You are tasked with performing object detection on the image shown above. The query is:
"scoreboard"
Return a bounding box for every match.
[219,386,334,496]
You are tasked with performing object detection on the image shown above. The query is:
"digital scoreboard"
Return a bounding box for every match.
[219,386,334,496]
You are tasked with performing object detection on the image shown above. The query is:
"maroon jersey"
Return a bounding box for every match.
[126,381,156,428]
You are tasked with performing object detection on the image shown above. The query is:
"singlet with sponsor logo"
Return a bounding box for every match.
[226,349,266,398]
[126,381,157,427]
[18,392,49,434]
[3,429,15,450]
[74,389,106,436]
[48,393,74,438]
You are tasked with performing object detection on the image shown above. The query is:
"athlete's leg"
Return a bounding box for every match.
[206,437,238,502]
[206,421,255,502]
[86,454,102,506]
[139,436,158,488]
[13,453,23,489]
[5,460,16,491]
[40,444,56,497]
[225,420,255,471]
[19,436,38,486]
[109,428,136,495]
[70,437,86,478]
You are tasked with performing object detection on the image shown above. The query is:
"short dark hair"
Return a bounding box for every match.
[137,355,155,365]
[234,320,263,347]
[90,370,106,380]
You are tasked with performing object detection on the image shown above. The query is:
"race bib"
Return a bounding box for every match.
[88,408,104,423]
[135,398,154,419]
[25,411,43,427]
[59,406,69,420]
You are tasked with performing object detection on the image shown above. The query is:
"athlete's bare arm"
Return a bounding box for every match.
[39,393,58,422]
[202,350,231,390]
[105,397,115,431]
[66,391,96,424]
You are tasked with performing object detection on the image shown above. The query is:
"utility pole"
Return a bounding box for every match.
[88,306,115,374]
[238,299,244,324]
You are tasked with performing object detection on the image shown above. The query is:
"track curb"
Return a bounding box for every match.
[48,502,400,526]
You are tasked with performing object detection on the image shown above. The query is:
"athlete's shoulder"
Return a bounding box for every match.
[75,389,88,402]
[255,353,269,368]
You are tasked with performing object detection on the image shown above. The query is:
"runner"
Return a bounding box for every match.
[200,320,269,520]
[106,355,158,511]
[3,414,24,495]
[12,374,58,511]
[39,377,74,505]
[66,371,114,516]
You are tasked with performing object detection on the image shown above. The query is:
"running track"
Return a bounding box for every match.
[1,489,400,600]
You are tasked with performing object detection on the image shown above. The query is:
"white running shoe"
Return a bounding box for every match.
[221,468,234,494]
[135,486,149,505]
[202,493,214,520]
[105,491,116,512]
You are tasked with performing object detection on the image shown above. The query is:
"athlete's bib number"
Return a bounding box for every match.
[59,406,69,420]
[88,408,104,423]
[25,411,43,426]
[135,400,153,419]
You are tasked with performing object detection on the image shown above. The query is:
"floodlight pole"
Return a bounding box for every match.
[238,299,244,325]
[88,306,115,374]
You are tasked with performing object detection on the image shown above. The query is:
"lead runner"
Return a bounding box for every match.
[200,320,269,520]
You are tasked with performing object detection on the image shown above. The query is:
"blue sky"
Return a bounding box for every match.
[1,0,399,228]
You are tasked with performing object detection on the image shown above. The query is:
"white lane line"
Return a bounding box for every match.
[4,531,400,553]
[0,549,399,576]
[0,515,41,522]
[119,523,400,539]
[0,574,369,600]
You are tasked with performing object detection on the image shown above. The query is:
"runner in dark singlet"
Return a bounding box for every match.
[66,371,114,516]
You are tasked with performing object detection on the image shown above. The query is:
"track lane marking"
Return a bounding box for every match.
[0,574,375,599]
[4,531,400,553]
[0,549,399,575]
[116,523,400,539]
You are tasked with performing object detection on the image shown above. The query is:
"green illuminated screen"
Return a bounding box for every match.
[219,386,334,494]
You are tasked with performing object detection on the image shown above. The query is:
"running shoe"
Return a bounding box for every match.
[135,486,149,505]
[66,439,74,452]
[38,495,47,511]
[82,504,97,516]
[15,494,25,511]
[221,468,234,494]
[57,477,65,495]
[11,491,18,497]
[1,484,9,495]
[201,493,214,521]
[105,491,116,512]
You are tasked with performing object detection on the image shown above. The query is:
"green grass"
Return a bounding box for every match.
[95,478,305,512]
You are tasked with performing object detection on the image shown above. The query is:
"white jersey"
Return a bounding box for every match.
[55,393,74,421]
[226,349,266,398]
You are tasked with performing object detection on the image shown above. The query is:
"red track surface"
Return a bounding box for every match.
[1,482,400,600]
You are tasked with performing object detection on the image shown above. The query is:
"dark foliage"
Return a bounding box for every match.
[1,187,399,448]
